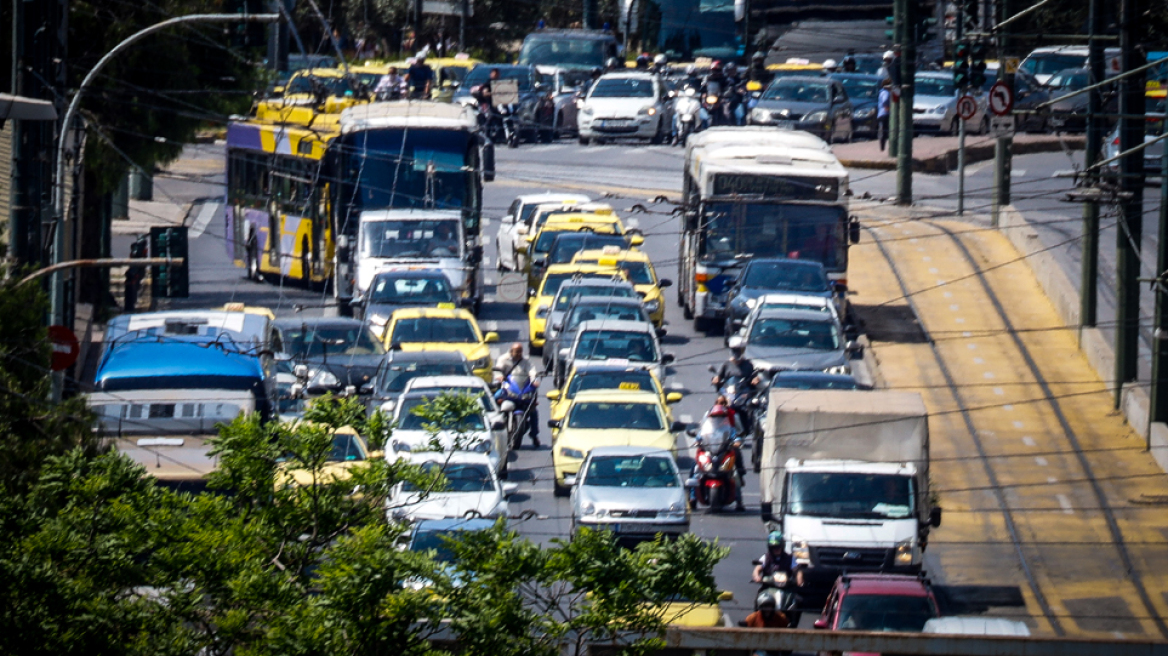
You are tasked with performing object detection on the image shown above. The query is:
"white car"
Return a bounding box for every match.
[496,193,590,272]
[570,446,689,539]
[388,389,510,476]
[388,451,517,522]
[912,72,988,135]
[577,72,672,145]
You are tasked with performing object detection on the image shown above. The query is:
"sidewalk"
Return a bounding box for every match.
[834,132,1085,174]
[112,145,222,236]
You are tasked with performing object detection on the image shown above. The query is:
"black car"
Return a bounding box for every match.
[768,371,864,390]
[357,269,459,332]
[273,318,386,396]
[831,73,883,137]
[748,76,854,143]
[722,258,836,337]
[1046,67,1116,133]
[994,72,1053,133]
[368,350,473,414]
[454,64,555,143]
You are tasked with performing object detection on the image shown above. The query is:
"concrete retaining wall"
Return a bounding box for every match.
[997,205,1168,474]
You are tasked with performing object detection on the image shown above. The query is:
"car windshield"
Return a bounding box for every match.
[1047,69,1090,90]
[285,74,353,96]
[541,272,614,299]
[760,300,831,314]
[361,219,462,259]
[744,262,829,291]
[407,386,497,413]
[403,461,495,492]
[463,66,534,91]
[575,330,657,362]
[702,203,846,270]
[566,304,645,330]
[590,77,656,98]
[1020,53,1086,77]
[567,401,665,430]
[584,455,677,487]
[535,225,617,254]
[763,80,829,102]
[788,472,914,519]
[549,235,628,264]
[836,76,879,100]
[575,259,653,284]
[398,398,487,431]
[339,129,472,214]
[389,317,478,344]
[369,275,455,305]
[279,324,384,357]
[915,77,954,97]
[554,284,635,310]
[836,594,936,632]
[279,432,365,463]
[377,361,471,394]
[749,317,839,350]
[519,37,608,68]
[567,370,659,398]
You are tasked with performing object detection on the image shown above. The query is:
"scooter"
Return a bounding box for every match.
[495,374,537,450]
[673,87,702,145]
[753,566,803,627]
[686,421,740,512]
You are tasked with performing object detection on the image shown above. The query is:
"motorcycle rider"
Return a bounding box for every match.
[690,404,746,511]
[747,51,772,87]
[650,53,669,75]
[702,61,730,125]
[724,62,746,125]
[374,66,406,100]
[493,342,541,448]
[752,530,803,585]
[842,52,858,73]
[635,53,651,69]
[744,592,790,628]
[606,56,623,72]
[821,58,839,76]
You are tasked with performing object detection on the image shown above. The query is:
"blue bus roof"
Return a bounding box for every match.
[96,341,263,387]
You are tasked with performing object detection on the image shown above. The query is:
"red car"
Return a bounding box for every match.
[813,573,939,637]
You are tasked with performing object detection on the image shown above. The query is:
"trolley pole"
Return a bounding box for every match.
[896,0,915,205]
[990,0,1012,228]
[1152,143,1168,426]
[1080,0,1105,328]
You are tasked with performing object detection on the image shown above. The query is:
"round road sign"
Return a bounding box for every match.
[956,95,978,121]
[48,325,80,372]
[989,81,1014,116]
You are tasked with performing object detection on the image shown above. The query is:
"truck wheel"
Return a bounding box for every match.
[245,239,260,281]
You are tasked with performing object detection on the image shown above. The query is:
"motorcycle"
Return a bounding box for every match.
[708,368,757,436]
[686,415,741,512]
[496,102,521,148]
[703,81,733,127]
[495,374,537,450]
[673,86,703,145]
[753,566,803,627]
[470,91,520,148]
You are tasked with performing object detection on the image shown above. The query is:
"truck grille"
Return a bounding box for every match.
[609,509,658,518]
[814,546,889,569]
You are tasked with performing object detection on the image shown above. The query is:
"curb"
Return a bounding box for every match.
[839,136,1085,174]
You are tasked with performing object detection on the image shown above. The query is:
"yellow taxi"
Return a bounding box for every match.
[363,56,481,101]
[274,427,382,489]
[571,247,670,327]
[546,364,682,426]
[220,302,276,320]
[523,212,640,291]
[548,390,680,496]
[649,591,735,627]
[526,263,623,353]
[382,308,498,382]
[277,68,369,113]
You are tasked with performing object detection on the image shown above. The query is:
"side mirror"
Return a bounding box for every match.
[718,590,735,602]
[727,335,745,350]
[929,506,943,527]
[552,322,564,331]
[670,420,687,433]
[658,278,673,288]
[849,216,861,244]
[730,318,744,330]
[558,348,570,359]
[547,419,562,429]
[665,392,683,404]
[655,328,667,339]
[503,482,519,497]
[517,224,529,235]
[845,340,862,354]
[629,235,645,247]
[484,332,499,343]
[662,353,675,365]
[685,426,699,437]
[707,364,718,374]
[336,235,349,250]
[832,280,848,294]
[814,619,829,630]
[546,389,562,400]
[350,296,365,307]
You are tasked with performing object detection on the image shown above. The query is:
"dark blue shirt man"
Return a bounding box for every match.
[407,53,434,99]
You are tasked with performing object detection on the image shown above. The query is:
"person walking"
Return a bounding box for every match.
[877,78,892,152]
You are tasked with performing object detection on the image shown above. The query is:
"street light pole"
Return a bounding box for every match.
[49,12,278,399]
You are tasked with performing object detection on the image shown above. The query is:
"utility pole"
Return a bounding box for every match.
[889,1,904,158]
[1080,0,1104,328]
[990,0,1011,228]
[583,0,599,30]
[267,0,291,73]
[897,0,915,205]
[1152,141,1168,426]
[1113,0,1145,406]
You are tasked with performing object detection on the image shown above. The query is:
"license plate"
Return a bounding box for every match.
[774,120,794,129]
[600,119,628,128]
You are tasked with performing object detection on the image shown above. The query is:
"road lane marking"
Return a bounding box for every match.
[484,321,499,332]
[944,291,954,298]
[627,218,640,228]
[190,201,220,239]
[983,372,995,379]
[1013,421,1024,428]
[669,381,685,389]
[1047,477,1058,483]
[950,304,960,310]
[994,387,1004,395]
[923,256,932,262]
[929,267,939,274]
[967,343,977,349]
[1056,494,1074,514]
[955,317,965,323]
[679,414,693,423]
[973,357,984,364]
[1035,457,1049,466]
[1023,436,1036,446]
[962,331,972,337]
[1003,405,1014,411]
[483,218,492,227]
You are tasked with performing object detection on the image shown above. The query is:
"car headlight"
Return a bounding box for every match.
[644,299,660,314]
[471,356,490,370]
[854,107,875,118]
[471,439,491,453]
[560,447,585,459]
[705,95,719,105]
[580,105,593,115]
[932,105,947,114]
[580,501,596,516]
[750,108,771,123]
[826,364,851,375]
[895,538,916,565]
[369,313,389,327]
[638,106,658,116]
[792,538,810,565]
[803,111,827,123]
[308,368,339,389]
[664,501,687,518]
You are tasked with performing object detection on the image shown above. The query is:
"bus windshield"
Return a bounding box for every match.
[701,203,847,270]
[339,129,473,214]
[644,0,740,61]
[519,37,609,69]
[361,219,462,259]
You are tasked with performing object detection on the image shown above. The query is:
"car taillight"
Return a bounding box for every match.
[1113,136,1120,146]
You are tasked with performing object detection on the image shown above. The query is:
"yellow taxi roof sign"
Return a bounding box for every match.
[602,245,622,255]
[437,302,456,309]
[598,257,619,267]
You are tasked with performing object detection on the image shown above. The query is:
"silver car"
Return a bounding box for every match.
[728,307,858,375]
[913,72,988,135]
[570,446,689,539]
[1105,99,1165,177]
[561,319,674,385]
[549,297,653,387]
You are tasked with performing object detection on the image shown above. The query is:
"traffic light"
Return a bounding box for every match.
[226,0,266,49]
[953,41,970,88]
[885,15,895,41]
[961,0,979,34]
[150,227,190,299]
[970,41,988,88]
[916,16,937,43]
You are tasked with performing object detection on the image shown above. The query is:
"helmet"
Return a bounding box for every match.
[752,51,765,62]
[709,405,730,418]
[685,64,697,76]
[767,530,784,546]
[822,58,838,71]
[654,53,668,66]
[710,60,723,72]
[756,592,778,609]
[606,57,621,70]
[591,66,603,77]
[636,53,650,68]
[725,62,738,75]
[883,50,895,60]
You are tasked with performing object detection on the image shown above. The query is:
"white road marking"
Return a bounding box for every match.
[483,295,497,304]
[1048,477,1058,483]
[190,201,220,239]
[679,414,694,423]
[910,238,919,243]
[484,256,492,267]
[1011,169,1028,178]
[1035,457,1049,466]
[967,343,977,349]
[627,217,641,228]
[929,267,939,274]
[950,304,960,310]
[1022,436,1036,446]
[973,357,985,364]
[955,317,965,323]
[482,218,492,227]
[484,321,499,332]
[938,280,948,286]
[962,331,972,337]
[944,291,953,298]
[1056,494,1074,514]
[1013,421,1024,429]
[1003,404,1014,411]
[923,256,932,262]
[485,277,496,286]
[983,372,995,379]
[994,387,1004,395]
[669,381,685,389]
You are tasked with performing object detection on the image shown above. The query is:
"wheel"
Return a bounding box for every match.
[949,118,959,136]
[529,343,543,357]
[553,479,571,497]
[495,240,506,271]
[579,136,590,146]
[245,239,260,281]
[540,127,554,143]
[507,132,519,148]
[649,121,665,145]
[472,295,482,316]
[723,317,736,345]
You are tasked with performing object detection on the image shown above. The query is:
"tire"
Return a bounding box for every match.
[553,479,571,497]
[245,239,260,281]
[300,238,311,286]
[650,120,665,145]
[949,118,959,136]
[693,316,712,333]
[529,342,543,357]
[682,302,694,320]
[579,136,590,146]
[540,128,554,144]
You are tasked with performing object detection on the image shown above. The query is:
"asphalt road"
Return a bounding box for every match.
[113,134,1164,626]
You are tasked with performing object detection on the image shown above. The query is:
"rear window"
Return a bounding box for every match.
[567,370,659,398]
[567,401,664,430]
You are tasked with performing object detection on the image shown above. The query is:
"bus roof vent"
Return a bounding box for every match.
[756,154,792,166]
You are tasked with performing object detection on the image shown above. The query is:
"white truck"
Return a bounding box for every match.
[758,390,941,594]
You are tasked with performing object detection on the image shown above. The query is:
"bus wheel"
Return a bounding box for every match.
[246,239,260,281]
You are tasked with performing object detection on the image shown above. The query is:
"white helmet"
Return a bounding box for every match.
[654,53,668,66]
[883,50,894,60]
[822,58,838,71]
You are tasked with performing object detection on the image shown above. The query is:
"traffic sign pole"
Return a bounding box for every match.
[955,94,977,216]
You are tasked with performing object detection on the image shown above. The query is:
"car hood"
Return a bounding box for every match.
[302,354,385,388]
[744,345,847,371]
[1048,95,1088,113]
[558,428,675,451]
[585,97,656,117]
[390,490,505,521]
[577,484,685,511]
[784,514,919,547]
[754,100,830,117]
[913,94,954,109]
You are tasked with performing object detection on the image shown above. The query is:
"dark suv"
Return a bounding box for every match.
[813,573,939,633]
